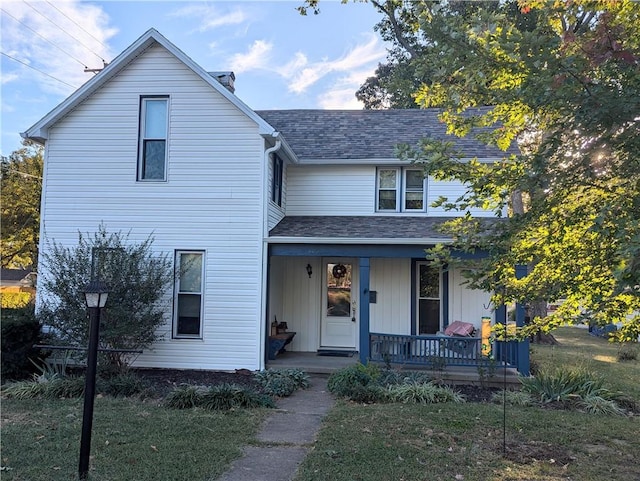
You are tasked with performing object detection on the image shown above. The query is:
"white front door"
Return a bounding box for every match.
[321,259,358,349]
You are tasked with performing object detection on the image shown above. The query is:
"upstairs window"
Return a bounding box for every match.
[138,96,168,181]
[174,251,204,338]
[376,167,426,212]
[272,155,283,206]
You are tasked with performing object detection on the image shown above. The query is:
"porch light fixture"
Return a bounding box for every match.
[79,279,109,480]
[306,264,313,278]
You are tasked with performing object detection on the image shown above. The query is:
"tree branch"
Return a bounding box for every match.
[371,0,418,59]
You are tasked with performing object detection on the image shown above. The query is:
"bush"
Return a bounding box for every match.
[520,367,624,414]
[0,291,32,308]
[491,389,534,406]
[201,384,275,410]
[165,385,203,409]
[38,225,173,370]
[327,363,379,397]
[2,376,84,399]
[1,305,42,381]
[97,372,150,397]
[254,368,310,397]
[165,383,275,410]
[387,382,465,404]
[617,343,638,362]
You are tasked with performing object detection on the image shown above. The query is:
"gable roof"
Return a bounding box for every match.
[21,28,277,143]
[256,108,516,162]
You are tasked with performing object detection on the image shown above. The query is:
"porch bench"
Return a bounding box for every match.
[268,332,296,360]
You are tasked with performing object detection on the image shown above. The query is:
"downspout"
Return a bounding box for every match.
[259,133,282,370]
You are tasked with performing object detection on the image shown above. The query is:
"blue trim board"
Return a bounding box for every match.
[359,257,371,364]
[269,243,489,259]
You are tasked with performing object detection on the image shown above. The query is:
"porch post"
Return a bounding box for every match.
[359,257,370,364]
[515,264,530,375]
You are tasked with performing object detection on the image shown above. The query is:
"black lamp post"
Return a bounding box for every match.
[79,279,109,481]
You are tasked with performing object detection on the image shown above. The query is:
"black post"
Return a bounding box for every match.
[78,306,101,480]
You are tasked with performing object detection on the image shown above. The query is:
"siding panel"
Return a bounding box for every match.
[40,43,265,370]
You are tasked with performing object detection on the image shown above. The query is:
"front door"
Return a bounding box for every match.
[321,259,357,349]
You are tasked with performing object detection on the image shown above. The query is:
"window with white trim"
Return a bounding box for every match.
[376,167,426,212]
[138,96,168,181]
[174,251,204,338]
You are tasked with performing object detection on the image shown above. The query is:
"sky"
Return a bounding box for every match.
[0,0,390,156]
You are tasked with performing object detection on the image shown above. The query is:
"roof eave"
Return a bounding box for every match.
[266,236,453,245]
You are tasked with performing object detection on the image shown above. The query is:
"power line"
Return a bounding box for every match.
[1,51,77,88]
[22,0,106,64]
[45,0,110,51]
[0,8,88,68]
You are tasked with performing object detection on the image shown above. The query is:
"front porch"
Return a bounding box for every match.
[267,350,522,387]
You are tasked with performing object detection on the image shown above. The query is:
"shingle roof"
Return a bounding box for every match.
[256,108,515,161]
[269,216,459,240]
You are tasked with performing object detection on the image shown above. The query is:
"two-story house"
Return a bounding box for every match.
[23,29,528,374]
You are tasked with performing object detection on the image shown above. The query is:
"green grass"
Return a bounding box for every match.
[295,327,640,481]
[531,327,640,399]
[1,397,266,481]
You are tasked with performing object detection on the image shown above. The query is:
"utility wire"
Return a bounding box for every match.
[1,51,76,88]
[22,0,106,64]
[45,0,110,51]
[0,8,88,68]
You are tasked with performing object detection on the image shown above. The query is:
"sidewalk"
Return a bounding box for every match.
[217,375,334,481]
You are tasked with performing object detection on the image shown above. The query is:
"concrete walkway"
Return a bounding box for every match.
[217,375,334,481]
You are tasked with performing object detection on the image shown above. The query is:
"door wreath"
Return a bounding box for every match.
[332,263,348,279]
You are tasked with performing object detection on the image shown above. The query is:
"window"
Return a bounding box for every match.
[138,96,168,181]
[376,167,426,212]
[174,251,204,338]
[417,262,440,334]
[272,154,283,206]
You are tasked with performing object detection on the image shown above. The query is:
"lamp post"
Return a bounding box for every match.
[79,280,109,481]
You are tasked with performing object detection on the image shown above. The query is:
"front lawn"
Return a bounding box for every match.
[1,396,265,481]
[295,327,640,481]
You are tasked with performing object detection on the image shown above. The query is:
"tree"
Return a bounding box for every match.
[1,141,43,269]
[38,226,174,369]
[302,0,640,341]
[393,0,640,341]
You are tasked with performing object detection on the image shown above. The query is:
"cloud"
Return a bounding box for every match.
[1,1,117,95]
[318,67,379,109]
[228,40,273,73]
[169,4,248,33]
[284,33,385,94]
[1,72,19,85]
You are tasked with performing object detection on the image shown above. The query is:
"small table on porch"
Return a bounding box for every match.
[268,332,296,360]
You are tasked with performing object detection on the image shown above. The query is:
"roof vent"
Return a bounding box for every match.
[209,71,235,94]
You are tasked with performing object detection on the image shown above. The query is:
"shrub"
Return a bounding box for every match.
[165,385,203,409]
[617,343,638,362]
[200,384,275,410]
[520,367,621,412]
[97,372,150,397]
[327,363,379,397]
[38,225,173,370]
[254,368,310,397]
[1,305,42,381]
[1,375,84,399]
[387,382,465,404]
[579,395,625,415]
[491,389,534,406]
[0,291,32,308]
[377,370,432,387]
[347,384,388,404]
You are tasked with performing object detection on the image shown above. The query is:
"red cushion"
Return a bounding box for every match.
[444,320,475,337]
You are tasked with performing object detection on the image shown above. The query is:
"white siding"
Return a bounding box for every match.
[448,267,494,329]
[286,165,375,216]
[370,258,411,334]
[286,164,502,217]
[269,256,321,352]
[39,43,265,370]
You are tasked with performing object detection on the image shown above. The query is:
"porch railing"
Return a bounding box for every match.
[369,332,527,373]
